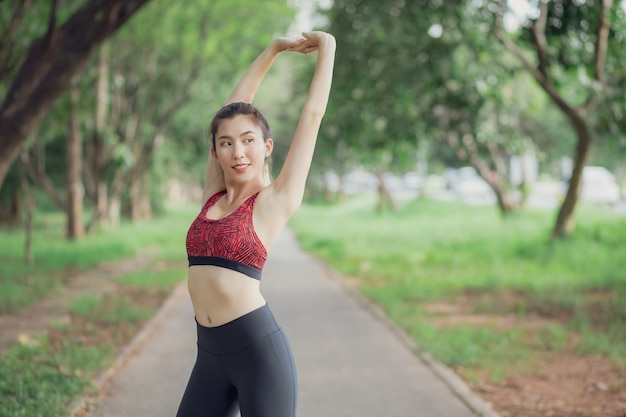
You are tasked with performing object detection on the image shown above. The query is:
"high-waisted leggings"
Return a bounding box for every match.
[175,304,297,417]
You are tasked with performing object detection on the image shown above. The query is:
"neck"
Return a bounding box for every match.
[223,180,265,203]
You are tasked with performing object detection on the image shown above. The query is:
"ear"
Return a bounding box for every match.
[210,147,217,159]
[265,138,274,157]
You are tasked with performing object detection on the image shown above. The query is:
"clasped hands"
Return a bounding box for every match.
[273,31,334,55]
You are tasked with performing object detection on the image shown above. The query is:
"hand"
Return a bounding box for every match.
[272,36,307,53]
[300,31,335,53]
[272,31,334,55]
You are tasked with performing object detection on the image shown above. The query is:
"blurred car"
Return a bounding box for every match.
[403,172,424,192]
[449,167,495,202]
[342,170,379,194]
[580,166,620,204]
[382,172,404,192]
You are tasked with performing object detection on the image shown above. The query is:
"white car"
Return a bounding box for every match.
[449,167,495,203]
[580,166,621,204]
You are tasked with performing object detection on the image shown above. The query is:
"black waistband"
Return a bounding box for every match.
[187,256,262,280]
[195,304,279,354]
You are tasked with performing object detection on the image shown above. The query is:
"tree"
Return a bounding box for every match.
[320,0,532,212]
[1,0,296,235]
[492,0,626,237]
[80,0,295,229]
[0,0,150,192]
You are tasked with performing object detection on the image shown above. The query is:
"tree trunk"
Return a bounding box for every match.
[87,43,111,232]
[441,130,518,215]
[375,170,398,212]
[552,117,592,238]
[108,194,121,230]
[130,173,152,221]
[0,0,150,192]
[66,78,84,240]
[495,191,514,214]
[0,192,21,225]
[88,182,109,232]
[19,154,34,265]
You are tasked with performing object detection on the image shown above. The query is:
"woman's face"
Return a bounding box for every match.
[212,115,273,184]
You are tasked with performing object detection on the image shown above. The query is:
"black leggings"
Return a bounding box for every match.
[175,304,297,417]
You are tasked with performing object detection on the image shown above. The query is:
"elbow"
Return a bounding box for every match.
[301,103,326,124]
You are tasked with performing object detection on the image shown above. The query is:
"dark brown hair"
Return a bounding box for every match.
[209,102,271,150]
[209,102,273,184]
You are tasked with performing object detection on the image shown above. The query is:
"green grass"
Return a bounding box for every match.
[0,336,113,417]
[118,269,186,290]
[70,294,153,324]
[289,195,626,377]
[0,204,196,417]
[0,205,194,313]
[69,294,101,316]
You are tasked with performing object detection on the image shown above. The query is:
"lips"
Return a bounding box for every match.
[232,163,250,172]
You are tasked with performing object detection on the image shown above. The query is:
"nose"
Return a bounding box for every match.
[232,142,244,159]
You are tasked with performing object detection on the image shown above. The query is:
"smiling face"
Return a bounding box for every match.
[211,114,273,185]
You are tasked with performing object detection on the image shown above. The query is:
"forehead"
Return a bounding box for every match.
[216,115,262,137]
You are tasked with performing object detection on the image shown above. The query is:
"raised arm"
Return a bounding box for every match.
[202,36,309,202]
[271,31,336,214]
[225,37,310,105]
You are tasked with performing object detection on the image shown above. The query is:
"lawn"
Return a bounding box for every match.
[0,205,194,417]
[289,195,626,375]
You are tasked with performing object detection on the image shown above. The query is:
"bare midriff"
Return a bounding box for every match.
[187,265,266,327]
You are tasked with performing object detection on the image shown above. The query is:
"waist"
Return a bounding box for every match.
[187,266,265,327]
[196,304,280,354]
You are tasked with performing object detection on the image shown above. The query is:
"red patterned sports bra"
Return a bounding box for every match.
[186,191,267,280]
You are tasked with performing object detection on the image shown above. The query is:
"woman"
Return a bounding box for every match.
[177,31,335,417]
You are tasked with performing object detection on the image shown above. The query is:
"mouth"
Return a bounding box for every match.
[232,163,250,172]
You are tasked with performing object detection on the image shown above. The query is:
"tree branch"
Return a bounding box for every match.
[43,0,60,47]
[0,0,32,82]
[0,0,151,191]
[593,0,612,86]
[493,1,576,118]
[582,0,613,111]
[530,0,550,77]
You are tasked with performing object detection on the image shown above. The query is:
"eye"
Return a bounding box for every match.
[220,140,232,147]
[244,137,254,143]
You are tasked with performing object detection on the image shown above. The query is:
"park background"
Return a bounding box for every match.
[0,1,625,416]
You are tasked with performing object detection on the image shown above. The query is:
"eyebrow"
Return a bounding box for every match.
[217,130,256,141]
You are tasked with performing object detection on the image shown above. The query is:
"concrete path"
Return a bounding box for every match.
[77,229,498,417]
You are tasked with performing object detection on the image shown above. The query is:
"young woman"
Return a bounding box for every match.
[177,31,335,417]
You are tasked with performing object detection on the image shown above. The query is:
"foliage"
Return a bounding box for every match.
[125,0,297,187]
[0,0,297,228]
[318,1,531,168]
[313,0,626,220]
[505,0,626,160]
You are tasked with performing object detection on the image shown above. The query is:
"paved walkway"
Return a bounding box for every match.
[77,229,498,417]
